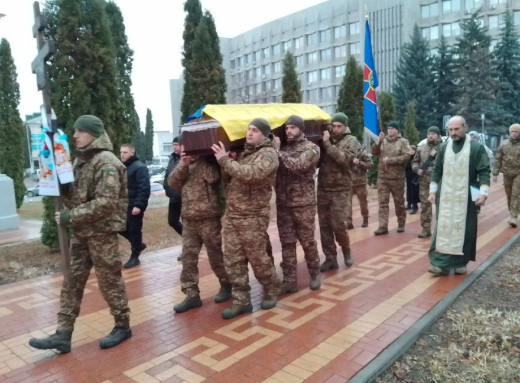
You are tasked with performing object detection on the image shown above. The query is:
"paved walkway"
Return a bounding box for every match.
[0,181,517,383]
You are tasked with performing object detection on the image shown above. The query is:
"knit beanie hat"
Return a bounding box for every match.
[427,126,440,135]
[73,115,105,138]
[250,118,271,137]
[285,115,305,131]
[387,121,400,130]
[331,112,348,126]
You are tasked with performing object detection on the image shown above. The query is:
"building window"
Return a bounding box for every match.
[263,47,270,59]
[489,0,506,5]
[306,32,317,46]
[515,11,520,26]
[320,87,332,100]
[319,29,331,43]
[283,40,292,53]
[320,68,331,81]
[307,51,318,64]
[295,55,304,68]
[442,0,460,13]
[307,70,318,84]
[273,43,281,56]
[335,65,346,78]
[349,42,360,55]
[320,48,332,61]
[349,22,359,35]
[335,45,347,59]
[488,15,500,29]
[307,88,319,102]
[422,25,439,40]
[421,3,439,18]
[294,36,304,49]
[465,0,481,11]
[334,25,347,39]
[256,67,262,77]
[263,64,270,75]
[442,22,460,36]
[273,61,281,73]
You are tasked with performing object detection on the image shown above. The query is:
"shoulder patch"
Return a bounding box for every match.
[106,168,117,187]
[312,147,320,156]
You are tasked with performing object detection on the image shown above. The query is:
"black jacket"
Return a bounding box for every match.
[124,155,150,211]
[163,152,181,202]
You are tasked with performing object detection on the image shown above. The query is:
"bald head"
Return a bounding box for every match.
[447,115,467,142]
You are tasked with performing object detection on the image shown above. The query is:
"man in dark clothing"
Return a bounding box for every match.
[164,136,183,260]
[119,144,150,268]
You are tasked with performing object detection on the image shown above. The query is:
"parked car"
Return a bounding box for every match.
[31,170,41,181]
[147,165,166,184]
[26,185,40,197]
[150,182,165,196]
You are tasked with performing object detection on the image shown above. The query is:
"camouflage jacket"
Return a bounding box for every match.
[218,138,279,218]
[168,156,221,220]
[411,138,442,182]
[351,151,374,187]
[63,133,127,236]
[493,138,520,177]
[276,136,320,207]
[371,134,410,180]
[318,132,361,192]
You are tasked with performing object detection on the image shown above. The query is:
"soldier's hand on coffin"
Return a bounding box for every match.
[273,137,281,150]
[181,152,192,166]
[212,141,228,160]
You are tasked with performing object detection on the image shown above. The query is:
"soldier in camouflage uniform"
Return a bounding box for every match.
[371,121,410,235]
[273,115,321,295]
[29,115,131,353]
[412,126,443,238]
[212,118,281,319]
[347,151,373,229]
[493,123,520,228]
[168,142,231,313]
[318,113,361,271]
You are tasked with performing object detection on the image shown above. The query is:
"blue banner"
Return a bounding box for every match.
[363,20,379,139]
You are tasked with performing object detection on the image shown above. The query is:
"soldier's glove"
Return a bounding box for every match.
[59,209,70,226]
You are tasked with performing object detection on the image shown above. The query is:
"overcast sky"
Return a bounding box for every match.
[1,0,325,132]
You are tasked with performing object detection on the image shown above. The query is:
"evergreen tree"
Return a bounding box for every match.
[378,91,395,134]
[282,52,301,103]
[144,109,154,162]
[453,10,501,131]
[0,38,26,208]
[337,56,363,141]
[180,0,203,123]
[493,7,520,130]
[189,11,227,108]
[431,35,456,129]
[105,1,140,149]
[40,197,60,249]
[403,102,419,145]
[133,129,146,159]
[392,24,435,137]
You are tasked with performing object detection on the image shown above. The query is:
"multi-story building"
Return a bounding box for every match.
[171,0,518,118]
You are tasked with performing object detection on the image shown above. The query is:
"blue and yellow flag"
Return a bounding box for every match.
[363,20,379,140]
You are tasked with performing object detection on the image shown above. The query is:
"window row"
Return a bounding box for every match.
[423,0,509,18]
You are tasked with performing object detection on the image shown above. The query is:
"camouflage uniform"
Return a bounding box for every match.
[371,134,410,230]
[493,136,520,220]
[218,138,281,306]
[276,136,320,285]
[59,133,129,332]
[317,131,361,262]
[168,156,229,298]
[412,138,442,232]
[347,152,374,227]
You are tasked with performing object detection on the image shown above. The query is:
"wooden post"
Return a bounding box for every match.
[31,1,71,286]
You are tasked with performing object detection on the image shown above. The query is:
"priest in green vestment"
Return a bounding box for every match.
[427,116,491,275]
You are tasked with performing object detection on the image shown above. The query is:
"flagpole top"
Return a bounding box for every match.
[364,5,369,20]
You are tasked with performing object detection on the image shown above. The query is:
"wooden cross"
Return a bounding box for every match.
[31,1,71,286]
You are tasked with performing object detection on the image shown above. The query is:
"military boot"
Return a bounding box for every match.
[221,303,253,319]
[261,295,278,310]
[279,281,298,296]
[320,258,339,271]
[123,257,140,268]
[309,274,321,290]
[214,284,232,303]
[396,226,405,233]
[374,227,388,235]
[508,216,517,227]
[29,330,72,353]
[347,223,354,230]
[418,228,432,238]
[99,326,132,349]
[343,249,354,267]
[361,218,369,227]
[174,296,203,313]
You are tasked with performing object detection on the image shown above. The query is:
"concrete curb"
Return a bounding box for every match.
[349,230,520,383]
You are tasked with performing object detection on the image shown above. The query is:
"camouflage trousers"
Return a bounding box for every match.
[180,218,229,297]
[58,233,130,332]
[418,177,433,229]
[317,189,350,260]
[504,174,520,218]
[222,216,281,306]
[347,183,369,225]
[377,178,407,229]
[277,204,320,284]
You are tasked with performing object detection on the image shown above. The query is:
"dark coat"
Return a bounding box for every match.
[124,155,150,211]
[163,152,181,202]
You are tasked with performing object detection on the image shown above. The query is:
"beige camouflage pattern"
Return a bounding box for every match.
[318,189,350,259]
[58,133,129,332]
[169,156,229,297]
[347,152,373,225]
[493,137,520,218]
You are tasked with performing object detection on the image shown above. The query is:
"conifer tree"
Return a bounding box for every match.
[144,109,154,162]
[0,38,26,208]
[392,24,435,137]
[378,91,395,134]
[282,52,301,103]
[493,7,520,130]
[337,56,363,141]
[431,36,456,129]
[40,197,60,249]
[403,102,419,145]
